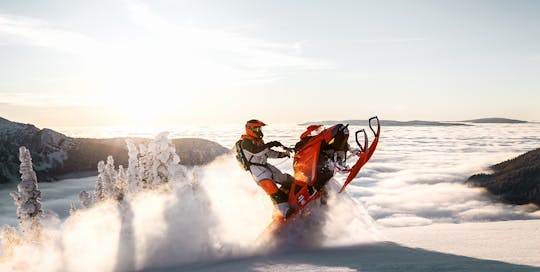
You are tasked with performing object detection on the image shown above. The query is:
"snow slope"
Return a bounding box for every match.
[383,219,540,267]
[155,221,540,271]
[2,172,538,271]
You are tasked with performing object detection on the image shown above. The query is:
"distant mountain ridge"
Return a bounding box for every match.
[467,148,540,207]
[0,117,229,183]
[299,119,468,126]
[299,117,527,126]
[461,118,527,123]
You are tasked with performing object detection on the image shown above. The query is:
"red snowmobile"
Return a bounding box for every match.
[266,116,380,232]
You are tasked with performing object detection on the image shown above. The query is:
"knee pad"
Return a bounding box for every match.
[258,179,278,195]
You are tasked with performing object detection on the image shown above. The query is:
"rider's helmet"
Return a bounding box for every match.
[245,119,266,138]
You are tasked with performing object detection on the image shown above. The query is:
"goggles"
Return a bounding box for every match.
[251,126,262,133]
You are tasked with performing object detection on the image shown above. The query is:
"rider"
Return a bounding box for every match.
[238,119,294,217]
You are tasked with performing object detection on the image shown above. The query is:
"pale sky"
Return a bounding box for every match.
[0,0,539,127]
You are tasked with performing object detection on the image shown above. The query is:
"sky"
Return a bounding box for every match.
[0,0,539,128]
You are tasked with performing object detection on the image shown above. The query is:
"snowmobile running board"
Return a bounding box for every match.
[339,116,380,193]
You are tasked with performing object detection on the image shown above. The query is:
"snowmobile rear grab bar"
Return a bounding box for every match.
[353,116,380,154]
[339,116,380,193]
[369,116,381,137]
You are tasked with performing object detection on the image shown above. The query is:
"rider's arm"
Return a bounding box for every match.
[242,140,288,159]
[241,139,266,154]
[267,148,283,158]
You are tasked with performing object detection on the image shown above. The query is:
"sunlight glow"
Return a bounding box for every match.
[0,1,327,126]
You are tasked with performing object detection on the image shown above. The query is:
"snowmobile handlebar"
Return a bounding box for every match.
[282,146,295,153]
[355,129,367,152]
[267,141,295,153]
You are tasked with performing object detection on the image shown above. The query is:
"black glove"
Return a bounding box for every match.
[266,141,282,148]
[278,150,291,158]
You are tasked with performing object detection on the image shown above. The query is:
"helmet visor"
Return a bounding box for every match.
[249,126,264,138]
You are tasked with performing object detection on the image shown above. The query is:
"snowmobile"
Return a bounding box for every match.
[264,116,380,233]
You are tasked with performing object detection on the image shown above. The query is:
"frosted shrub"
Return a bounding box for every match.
[90,132,182,204]
[94,161,106,202]
[138,144,152,189]
[126,139,140,192]
[79,190,93,208]
[115,165,128,200]
[9,146,44,240]
[69,202,77,215]
[148,132,181,187]
[126,133,181,191]
[104,156,118,198]
[92,156,128,202]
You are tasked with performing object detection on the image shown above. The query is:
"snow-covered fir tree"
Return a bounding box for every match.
[148,132,180,187]
[90,133,183,204]
[69,202,77,215]
[103,156,117,198]
[138,144,152,189]
[93,156,127,202]
[126,139,140,192]
[78,190,93,208]
[115,165,127,201]
[9,146,43,240]
[94,161,106,202]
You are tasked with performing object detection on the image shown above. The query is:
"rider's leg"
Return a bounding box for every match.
[258,179,290,217]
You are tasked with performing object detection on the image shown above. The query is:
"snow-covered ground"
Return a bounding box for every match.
[1,123,539,271]
[169,220,540,271]
[383,219,540,267]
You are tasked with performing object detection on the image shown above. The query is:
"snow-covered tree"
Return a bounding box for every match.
[92,133,182,201]
[79,190,93,208]
[69,202,77,215]
[9,146,43,240]
[93,156,126,202]
[126,139,140,192]
[103,156,117,198]
[138,144,152,189]
[94,161,106,202]
[115,165,127,201]
[148,132,180,187]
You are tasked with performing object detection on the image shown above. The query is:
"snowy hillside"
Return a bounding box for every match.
[468,147,540,206]
[0,117,228,183]
[0,117,76,183]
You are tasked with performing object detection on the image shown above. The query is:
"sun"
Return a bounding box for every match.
[81,28,243,127]
[91,55,196,126]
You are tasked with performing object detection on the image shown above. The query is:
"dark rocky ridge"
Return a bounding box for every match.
[467,148,540,207]
[0,117,229,183]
